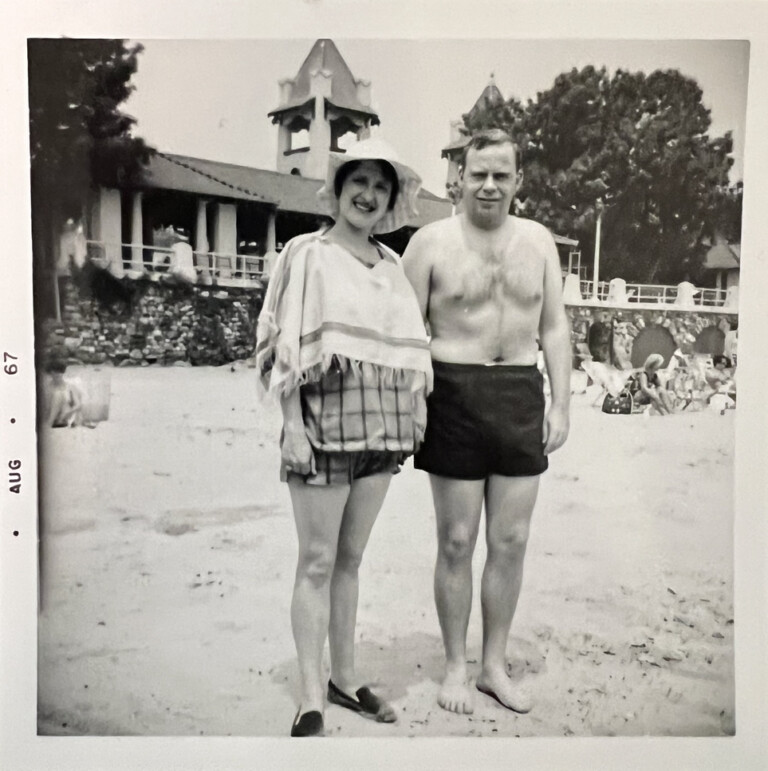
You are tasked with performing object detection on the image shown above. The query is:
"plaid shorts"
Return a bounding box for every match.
[301,360,416,453]
[283,449,404,486]
[283,360,416,486]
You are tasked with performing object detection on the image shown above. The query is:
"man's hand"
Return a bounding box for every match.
[543,404,569,455]
[282,427,315,476]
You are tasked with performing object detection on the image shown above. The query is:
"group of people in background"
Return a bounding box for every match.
[631,348,737,416]
[256,129,571,736]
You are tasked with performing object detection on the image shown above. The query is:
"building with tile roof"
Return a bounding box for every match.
[703,240,740,297]
[82,39,451,289]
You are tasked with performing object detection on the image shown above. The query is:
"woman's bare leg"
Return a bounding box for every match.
[288,478,349,714]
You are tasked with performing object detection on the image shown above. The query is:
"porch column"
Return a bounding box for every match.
[92,187,122,275]
[266,207,277,253]
[213,202,237,278]
[195,199,211,282]
[130,191,143,274]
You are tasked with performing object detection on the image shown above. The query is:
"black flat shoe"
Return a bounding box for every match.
[290,709,324,737]
[327,679,397,723]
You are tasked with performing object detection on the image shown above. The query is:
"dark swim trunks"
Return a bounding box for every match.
[414,361,548,479]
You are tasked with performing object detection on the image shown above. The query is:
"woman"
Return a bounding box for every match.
[255,138,432,737]
[633,353,675,414]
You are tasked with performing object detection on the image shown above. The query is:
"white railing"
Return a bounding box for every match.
[83,241,265,286]
[577,279,729,308]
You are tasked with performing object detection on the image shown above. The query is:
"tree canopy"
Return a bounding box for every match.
[28,38,154,317]
[461,66,740,284]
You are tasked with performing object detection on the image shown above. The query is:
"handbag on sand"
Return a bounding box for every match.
[601,388,633,415]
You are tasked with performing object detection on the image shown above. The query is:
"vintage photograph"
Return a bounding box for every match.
[27,35,746,743]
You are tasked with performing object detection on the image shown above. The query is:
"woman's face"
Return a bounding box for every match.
[336,160,394,232]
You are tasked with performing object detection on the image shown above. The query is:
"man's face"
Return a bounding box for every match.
[460,142,520,229]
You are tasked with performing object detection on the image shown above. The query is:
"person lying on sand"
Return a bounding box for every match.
[705,355,736,400]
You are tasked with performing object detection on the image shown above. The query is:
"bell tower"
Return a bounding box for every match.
[441,74,506,197]
[268,39,381,180]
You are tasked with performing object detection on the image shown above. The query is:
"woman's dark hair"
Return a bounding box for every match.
[334,159,400,211]
[713,354,731,368]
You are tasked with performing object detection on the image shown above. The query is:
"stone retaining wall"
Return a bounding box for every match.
[41,277,265,367]
[40,277,738,371]
[567,305,738,368]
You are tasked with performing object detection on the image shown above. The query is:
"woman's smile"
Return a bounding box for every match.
[353,198,377,213]
[336,160,394,231]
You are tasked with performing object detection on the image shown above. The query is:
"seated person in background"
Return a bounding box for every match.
[632,353,675,415]
[705,355,736,400]
[669,333,696,370]
[722,319,738,367]
[46,360,84,428]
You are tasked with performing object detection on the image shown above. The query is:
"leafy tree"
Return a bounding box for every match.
[709,181,743,245]
[464,66,738,284]
[28,38,153,319]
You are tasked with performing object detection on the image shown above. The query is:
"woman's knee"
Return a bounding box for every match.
[334,542,364,574]
[297,542,337,586]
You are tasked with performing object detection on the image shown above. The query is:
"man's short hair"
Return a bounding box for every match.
[459,129,521,171]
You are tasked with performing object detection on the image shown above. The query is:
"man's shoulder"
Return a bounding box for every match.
[512,216,555,240]
[403,217,457,264]
[411,216,458,243]
[511,216,558,254]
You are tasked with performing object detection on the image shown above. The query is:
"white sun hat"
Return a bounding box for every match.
[317,137,422,235]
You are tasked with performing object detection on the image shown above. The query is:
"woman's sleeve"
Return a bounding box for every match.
[255,238,307,396]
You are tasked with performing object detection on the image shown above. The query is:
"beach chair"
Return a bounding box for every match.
[580,360,635,407]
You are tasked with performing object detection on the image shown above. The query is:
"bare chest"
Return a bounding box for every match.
[434,239,545,309]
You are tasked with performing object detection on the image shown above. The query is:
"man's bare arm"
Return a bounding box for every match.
[538,230,571,453]
[402,228,433,323]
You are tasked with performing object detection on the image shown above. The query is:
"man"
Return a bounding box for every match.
[403,129,571,715]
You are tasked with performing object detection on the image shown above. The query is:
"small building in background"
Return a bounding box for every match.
[703,239,740,294]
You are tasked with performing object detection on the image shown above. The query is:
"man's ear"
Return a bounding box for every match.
[516,169,524,187]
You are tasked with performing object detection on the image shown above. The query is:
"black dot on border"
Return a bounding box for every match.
[13,531,19,536]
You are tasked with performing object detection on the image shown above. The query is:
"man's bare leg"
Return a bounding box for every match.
[475,474,539,713]
[430,475,484,714]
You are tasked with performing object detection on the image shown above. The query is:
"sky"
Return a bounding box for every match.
[126,38,749,197]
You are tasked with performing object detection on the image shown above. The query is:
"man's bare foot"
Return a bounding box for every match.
[437,664,474,714]
[475,670,533,714]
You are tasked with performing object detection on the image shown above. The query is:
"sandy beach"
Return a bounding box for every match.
[37,364,735,739]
